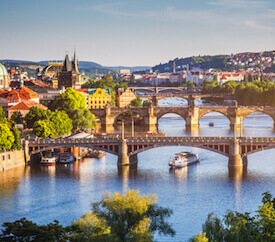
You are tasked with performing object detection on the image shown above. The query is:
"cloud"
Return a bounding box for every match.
[208,0,267,8]
[244,20,275,32]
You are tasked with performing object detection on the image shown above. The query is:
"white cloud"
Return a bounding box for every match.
[244,20,275,32]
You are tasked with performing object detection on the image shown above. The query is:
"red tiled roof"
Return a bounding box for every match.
[8,100,47,111]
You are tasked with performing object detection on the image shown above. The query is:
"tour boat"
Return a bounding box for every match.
[169,152,199,168]
[41,156,56,166]
[59,153,75,164]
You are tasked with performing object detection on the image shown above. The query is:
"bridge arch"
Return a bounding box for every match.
[128,143,229,157]
[242,111,275,126]
[29,143,119,156]
[198,110,231,123]
[156,110,187,121]
[242,144,275,157]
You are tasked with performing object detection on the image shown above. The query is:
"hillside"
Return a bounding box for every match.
[149,50,275,73]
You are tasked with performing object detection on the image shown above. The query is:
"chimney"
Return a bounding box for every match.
[173,60,176,73]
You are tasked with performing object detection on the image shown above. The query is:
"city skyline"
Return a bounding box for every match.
[1,0,274,66]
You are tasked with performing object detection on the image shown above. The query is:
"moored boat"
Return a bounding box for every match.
[169,152,199,168]
[41,156,56,166]
[59,153,75,164]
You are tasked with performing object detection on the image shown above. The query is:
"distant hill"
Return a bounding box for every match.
[148,50,275,73]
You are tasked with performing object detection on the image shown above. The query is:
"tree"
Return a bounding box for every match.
[0,106,7,123]
[11,125,21,150]
[71,107,97,130]
[143,100,151,107]
[130,97,143,107]
[72,190,175,241]
[49,110,73,136]
[33,120,57,138]
[24,107,49,129]
[50,88,86,116]
[197,192,275,241]
[10,111,23,124]
[0,123,14,150]
[187,80,195,89]
[0,218,68,241]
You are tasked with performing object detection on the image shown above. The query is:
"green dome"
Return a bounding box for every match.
[0,63,8,77]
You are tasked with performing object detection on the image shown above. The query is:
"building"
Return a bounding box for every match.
[0,63,10,89]
[169,73,183,83]
[58,50,81,89]
[116,88,136,108]
[37,62,63,81]
[119,69,131,75]
[7,100,47,119]
[88,88,111,109]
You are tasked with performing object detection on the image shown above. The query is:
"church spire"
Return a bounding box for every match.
[72,47,79,74]
[62,51,71,72]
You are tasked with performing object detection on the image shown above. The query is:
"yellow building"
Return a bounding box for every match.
[88,88,111,109]
[116,88,136,107]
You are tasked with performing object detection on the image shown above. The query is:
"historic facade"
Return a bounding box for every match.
[88,88,111,109]
[116,88,136,107]
[58,50,81,89]
[0,63,10,89]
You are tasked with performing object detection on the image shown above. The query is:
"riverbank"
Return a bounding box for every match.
[0,150,25,171]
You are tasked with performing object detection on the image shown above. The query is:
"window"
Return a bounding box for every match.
[2,155,5,161]
[8,154,10,160]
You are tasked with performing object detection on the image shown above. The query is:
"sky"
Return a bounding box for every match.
[0,0,274,66]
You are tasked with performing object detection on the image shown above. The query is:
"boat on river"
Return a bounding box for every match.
[59,153,75,164]
[169,152,199,168]
[41,155,57,166]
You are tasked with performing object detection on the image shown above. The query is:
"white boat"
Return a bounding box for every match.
[59,153,75,164]
[41,156,56,166]
[169,152,199,168]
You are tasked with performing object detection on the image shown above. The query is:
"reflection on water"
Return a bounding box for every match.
[0,100,275,241]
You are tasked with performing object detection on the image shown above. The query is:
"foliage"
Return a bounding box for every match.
[50,88,86,116]
[130,97,143,107]
[49,110,73,136]
[11,125,22,150]
[197,192,275,241]
[24,106,49,129]
[201,80,275,106]
[75,190,175,241]
[0,106,7,123]
[143,100,151,107]
[33,120,57,138]
[0,218,69,241]
[71,107,97,130]
[187,80,195,88]
[0,190,174,241]
[10,111,24,124]
[191,232,209,242]
[0,123,15,150]
[115,81,128,91]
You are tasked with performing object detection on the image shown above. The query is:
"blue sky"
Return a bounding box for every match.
[0,0,274,66]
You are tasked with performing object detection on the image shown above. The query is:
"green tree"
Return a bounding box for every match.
[187,80,195,88]
[11,125,21,150]
[33,120,57,138]
[72,190,175,241]
[197,192,275,241]
[115,82,128,91]
[0,123,14,150]
[130,97,143,107]
[0,106,7,123]
[49,110,73,136]
[0,218,68,241]
[143,100,151,107]
[50,88,86,116]
[24,107,49,129]
[10,111,23,124]
[71,107,97,130]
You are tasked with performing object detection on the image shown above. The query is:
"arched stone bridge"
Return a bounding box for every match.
[130,86,188,93]
[91,105,275,132]
[136,93,233,106]
[24,136,275,169]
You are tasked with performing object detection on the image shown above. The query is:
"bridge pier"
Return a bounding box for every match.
[144,105,158,132]
[230,117,243,130]
[185,106,199,130]
[228,139,243,168]
[118,139,130,165]
[23,140,30,163]
[152,96,158,106]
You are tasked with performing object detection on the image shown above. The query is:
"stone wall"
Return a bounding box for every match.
[0,150,25,171]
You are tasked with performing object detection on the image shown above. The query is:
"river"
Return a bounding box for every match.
[1,98,275,241]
